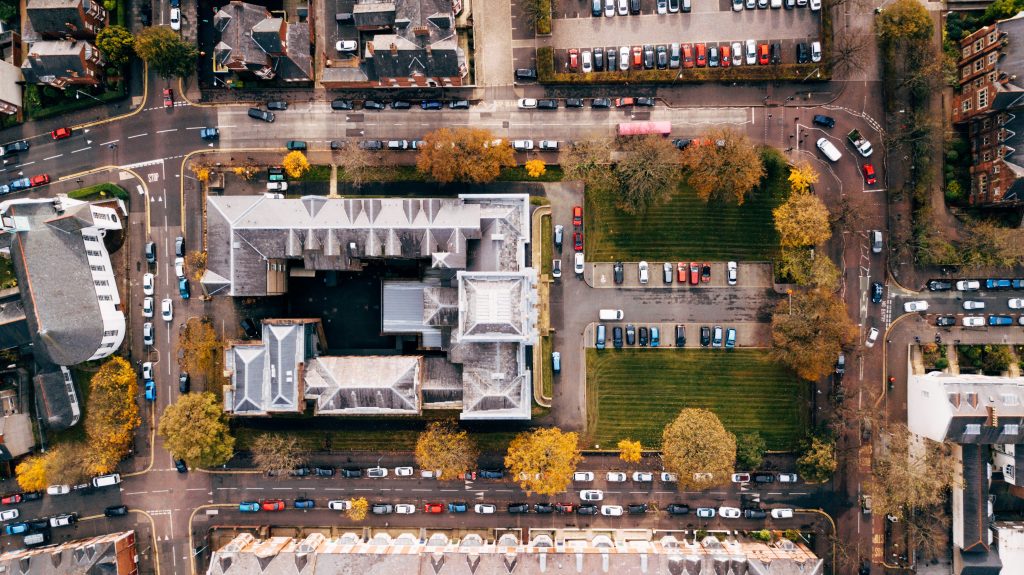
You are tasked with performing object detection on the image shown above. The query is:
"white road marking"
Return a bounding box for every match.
[125,491,148,496]
[216,487,238,490]
[185,488,205,492]
[100,139,119,146]
[150,489,169,494]
[157,129,178,134]
[71,147,92,154]
[271,487,292,490]
[411,489,431,492]
[128,133,149,139]
[14,162,34,168]
[185,126,205,130]
[43,154,63,160]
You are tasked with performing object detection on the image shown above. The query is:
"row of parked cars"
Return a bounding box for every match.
[614,261,738,285]
[928,279,1024,292]
[937,314,1024,327]
[591,0,819,16]
[596,324,736,349]
[567,40,819,73]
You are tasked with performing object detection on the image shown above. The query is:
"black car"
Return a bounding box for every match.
[104,505,127,518]
[359,140,383,150]
[313,467,335,477]
[175,459,188,473]
[656,45,668,69]
[675,325,685,346]
[178,372,190,393]
[330,140,344,150]
[3,141,29,155]
[672,138,691,150]
[638,326,648,347]
[812,114,835,129]
[743,508,767,519]
[420,100,443,110]
[291,467,311,477]
[871,282,883,304]
[21,492,42,502]
[266,100,288,111]
[565,98,584,108]
[627,503,648,514]
[331,99,353,111]
[606,48,617,71]
[478,469,504,479]
[537,99,559,110]
[770,43,781,64]
[508,503,530,513]
[593,47,604,71]
[247,108,275,122]
[625,324,636,346]
[936,316,957,327]
[700,326,711,347]
[371,503,393,515]
[629,0,640,13]
[363,100,386,110]
[534,503,554,514]
[341,468,362,478]
[591,98,611,109]
[449,100,470,109]
[613,326,623,349]
[796,43,809,64]
[643,45,655,69]
[928,280,953,291]
[240,318,259,339]
[390,100,412,109]
[635,97,655,107]
[591,0,602,16]
[614,261,624,284]
[515,68,538,81]
[752,472,775,483]
[577,504,598,515]
[27,519,49,531]
[666,504,690,515]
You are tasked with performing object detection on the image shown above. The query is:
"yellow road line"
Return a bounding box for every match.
[81,509,161,575]
[74,63,150,130]
[188,504,238,575]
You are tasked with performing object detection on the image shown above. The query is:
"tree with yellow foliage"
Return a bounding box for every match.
[773,191,831,248]
[178,317,222,381]
[617,439,642,464]
[158,392,235,468]
[282,151,310,179]
[15,454,47,492]
[192,165,211,183]
[504,427,583,496]
[45,442,93,485]
[525,159,546,179]
[416,127,515,183]
[415,420,479,479]
[86,356,141,475]
[787,162,819,195]
[347,497,369,521]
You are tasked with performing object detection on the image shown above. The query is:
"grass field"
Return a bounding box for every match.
[586,348,809,451]
[584,149,789,261]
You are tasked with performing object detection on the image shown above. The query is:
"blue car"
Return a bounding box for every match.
[199,127,219,141]
[239,501,260,513]
[9,178,30,191]
[1013,279,1024,289]
[144,380,156,401]
[477,469,503,479]
[447,501,468,513]
[4,523,27,535]
[0,185,10,195]
[989,315,1014,326]
[420,100,443,110]
[986,279,1012,290]
[294,498,315,509]
[179,278,190,299]
[650,327,660,347]
[725,328,737,348]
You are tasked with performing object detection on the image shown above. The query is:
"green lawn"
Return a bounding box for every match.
[587,348,809,451]
[584,151,789,261]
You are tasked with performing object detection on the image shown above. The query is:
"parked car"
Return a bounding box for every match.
[474,504,495,514]
[666,503,690,515]
[447,502,468,513]
[727,261,737,285]
[862,164,877,185]
[989,315,1014,326]
[423,502,444,513]
[508,503,530,513]
[744,509,768,519]
[577,504,598,515]
[865,327,879,347]
[638,261,649,284]
[331,99,353,110]
[928,280,953,291]
[935,316,956,327]
[247,108,274,122]
[371,503,394,515]
[963,316,985,327]
[903,301,929,313]
[367,467,388,478]
[607,471,627,482]
[963,300,985,310]
[632,471,653,482]
[574,471,595,482]
[812,115,836,129]
[957,280,981,291]
[696,508,716,519]
[732,473,750,483]
[771,508,794,518]
[700,326,711,347]
[395,504,415,514]
[105,505,129,517]
[580,490,604,501]
[262,500,285,511]
[871,282,883,304]
[239,501,260,512]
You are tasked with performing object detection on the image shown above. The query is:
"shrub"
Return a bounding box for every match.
[68,183,129,201]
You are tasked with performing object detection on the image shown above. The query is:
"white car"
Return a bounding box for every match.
[903,301,929,313]
[267,181,288,191]
[517,98,538,109]
[732,42,743,66]
[696,507,716,518]
[170,7,180,30]
[656,0,667,12]
[580,490,604,501]
[142,362,153,380]
[336,40,358,52]
[865,327,879,348]
[50,514,75,527]
[606,471,627,482]
[731,473,750,483]
[617,0,628,14]
[660,472,678,482]
[394,467,414,477]
[474,503,495,514]
[963,316,985,327]
[632,471,653,482]
[638,261,649,284]
[539,140,558,151]
[957,280,980,291]
[963,300,985,310]
[604,0,615,16]
[581,50,593,73]
[1010,299,1024,309]
[601,505,624,516]
[727,261,738,285]
[46,485,70,496]
[395,504,416,514]
[0,509,18,521]
[142,297,154,318]
[328,500,352,511]
[573,471,595,482]
[143,322,154,346]
[771,508,794,518]
[810,41,822,63]
[367,467,388,478]
[175,257,185,279]
[809,0,820,9]
[619,47,630,71]
[745,39,757,65]
[574,252,585,275]
[778,473,799,483]
[719,506,742,519]
[161,298,173,322]
[143,273,154,296]
[733,0,743,10]
[512,140,534,151]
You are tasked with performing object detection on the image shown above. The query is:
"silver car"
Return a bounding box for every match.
[605,0,615,16]
[745,40,757,65]
[619,46,630,71]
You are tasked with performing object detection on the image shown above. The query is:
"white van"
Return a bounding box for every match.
[92,473,121,488]
[816,138,842,162]
[599,309,624,321]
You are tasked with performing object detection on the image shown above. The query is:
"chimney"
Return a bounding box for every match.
[390,43,398,56]
[987,405,998,427]
[413,26,429,37]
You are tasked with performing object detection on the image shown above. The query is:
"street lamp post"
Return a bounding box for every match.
[75,90,102,103]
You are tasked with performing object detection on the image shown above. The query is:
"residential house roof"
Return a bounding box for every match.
[26,0,90,38]
[0,61,24,110]
[213,0,311,81]
[21,40,93,84]
[908,372,1024,444]
[224,320,321,415]
[32,369,75,430]
[304,355,421,414]
[0,530,137,574]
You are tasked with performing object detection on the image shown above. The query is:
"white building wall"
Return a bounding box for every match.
[83,204,125,361]
[907,372,957,442]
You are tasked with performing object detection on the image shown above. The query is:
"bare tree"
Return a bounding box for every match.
[831,31,868,77]
[338,143,385,190]
[251,433,305,477]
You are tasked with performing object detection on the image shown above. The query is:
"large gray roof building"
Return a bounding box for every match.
[215,194,536,420]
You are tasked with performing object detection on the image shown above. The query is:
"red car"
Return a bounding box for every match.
[163,88,174,108]
[862,163,877,185]
[720,44,731,68]
[695,43,707,67]
[701,263,711,283]
[30,174,50,187]
[554,503,575,513]
[423,502,444,513]
[689,262,700,285]
[681,43,694,69]
[758,44,769,65]
[568,49,579,71]
[677,262,686,283]
[614,97,634,108]
[51,127,72,140]
[0,494,21,505]
[632,46,643,69]
[261,499,285,511]
[573,232,583,251]
[572,205,582,227]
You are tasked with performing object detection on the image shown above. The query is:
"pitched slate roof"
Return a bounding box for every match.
[305,355,421,414]
[21,40,90,84]
[225,321,320,415]
[26,0,85,37]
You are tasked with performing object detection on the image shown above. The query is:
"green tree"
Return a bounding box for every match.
[250,433,305,477]
[796,436,837,483]
[661,408,736,490]
[158,392,235,468]
[95,25,135,68]
[876,0,933,45]
[679,128,765,205]
[0,0,16,22]
[776,247,841,291]
[980,345,1014,374]
[414,420,479,479]
[612,135,681,215]
[133,26,199,78]
[416,128,516,183]
[504,427,583,496]
[981,0,1024,24]
[736,432,767,470]
[770,289,858,380]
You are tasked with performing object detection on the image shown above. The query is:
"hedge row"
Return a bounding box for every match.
[537,0,552,34]
[68,183,129,201]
